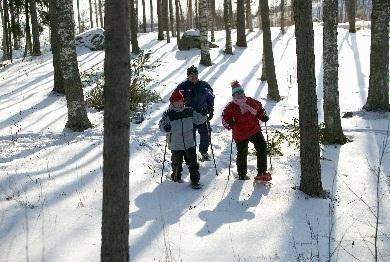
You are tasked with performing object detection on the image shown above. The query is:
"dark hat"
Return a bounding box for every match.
[187,65,198,75]
[170,89,184,103]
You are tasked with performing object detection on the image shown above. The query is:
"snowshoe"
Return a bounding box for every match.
[190,182,203,189]
[254,172,272,182]
[198,151,211,162]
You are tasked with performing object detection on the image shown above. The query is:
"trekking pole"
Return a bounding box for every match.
[228,135,233,181]
[264,122,273,170]
[161,136,168,183]
[207,121,218,176]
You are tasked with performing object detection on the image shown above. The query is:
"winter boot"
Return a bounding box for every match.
[238,174,250,180]
[171,172,183,183]
[199,151,210,161]
[190,181,202,189]
[254,171,272,181]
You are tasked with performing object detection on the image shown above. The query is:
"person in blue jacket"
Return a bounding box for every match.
[176,65,215,160]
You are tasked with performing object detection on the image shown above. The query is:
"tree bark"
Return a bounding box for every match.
[260,0,280,100]
[294,0,323,197]
[150,0,154,31]
[209,0,216,41]
[157,0,164,39]
[347,0,356,33]
[56,0,92,131]
[281,0,285,34]
[9,0,21,50]
[187,0,193,29]
[77,0,82,32]
[1,0,11,61]
[162,0,170,42]
[49,0,64,94]
[101,0,130,260]
[24,0,32,57]
[130,0,140,52]
[199,0,211,66]
[175,0,181,46]
[364,0,389,111]
[236,0,247,47]
[30,0,41,56]
[169,0,175,36]
[89,0,94,28]
[224,0,233,54]
[99,0,104,27]
[94,0,99,27]
[246,0,253,32]
[142,0,146,32]
[323,0,347,144]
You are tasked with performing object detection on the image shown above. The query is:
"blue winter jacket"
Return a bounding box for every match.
[176,80,214,115]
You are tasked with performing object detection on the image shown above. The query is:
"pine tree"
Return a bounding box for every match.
[294,0,323,197]
[323,0,347,144]
[101,0,130,259]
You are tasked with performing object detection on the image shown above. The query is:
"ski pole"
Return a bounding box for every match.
[265,122,273,170]
[228,135,233,181]
[161,135,168,183]
[207,121,218,176]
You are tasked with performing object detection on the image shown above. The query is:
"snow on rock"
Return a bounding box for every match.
[75,28,105,51]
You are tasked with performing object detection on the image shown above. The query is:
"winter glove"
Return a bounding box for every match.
[164,124,172,132]
[261,114,269,122]
[207,112,214,121]
[229,119,236,127]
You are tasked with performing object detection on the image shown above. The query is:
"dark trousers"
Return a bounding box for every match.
[171,146,200,183]
[194,121,210,153]
[235,132,267,176]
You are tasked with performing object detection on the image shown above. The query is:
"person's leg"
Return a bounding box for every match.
[171,150,184,181]
[236,139,249,179]
[184,147,200,184]
[250,132,267,174]
[197,122,210,154]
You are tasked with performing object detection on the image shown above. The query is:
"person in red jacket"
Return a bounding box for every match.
[222,80,272,181]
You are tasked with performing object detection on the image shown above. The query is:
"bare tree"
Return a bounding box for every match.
[55,0,92,131]
[209,0,216,41]
[260,0,280,100]
[150,0,154,31]
[162,0,170,42]
[89,0,94,28]
[30,0,41,56]
[175,0,181,46]
[1,0,11,61]
[157,0,164,39]
[236,0,247,47]
[142,0,146,32]
[23,0,32,57]
[347,0,356,33]
[294,0,323,197]
[130,0,140,52]
[94,0,99,27]
[364,0,389,111]
[169,0,175,36]
[323,0,347,144]
[199,0,211,66]
[245,0,253,32]
[224,0,233,54]
[98,0,104,27]
[281,0,285,34]
[187,0,193,29]
[76,0,81,32]
[101,0,130,260]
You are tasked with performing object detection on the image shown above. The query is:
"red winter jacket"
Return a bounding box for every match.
[222,97,266,142]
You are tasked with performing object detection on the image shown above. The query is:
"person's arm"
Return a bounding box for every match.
[253,99,269,122]
[205,89,215,120]
[193,110,207,125]
[222,104,235,130]
[159,112,172,132]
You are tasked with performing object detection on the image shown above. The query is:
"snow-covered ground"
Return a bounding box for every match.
[0,25,389,261]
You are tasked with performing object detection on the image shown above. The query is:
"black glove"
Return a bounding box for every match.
[207,112,214,121]
[261,114,269,122]
[229,119,236,127]
[164,124,171,132]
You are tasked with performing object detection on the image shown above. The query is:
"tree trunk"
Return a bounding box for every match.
[347,0,356,32]
[195,0,199,29]
[89,0,94,28]
[9,1,21,50]
[130,0,140,53]
[260,0,280,100]
[224,0,233,54]
[187,0,193,29]
[30,0,41,56]
[364,0,389,111]
[236,0,247,47]
[24,0,32,57]
[281,0,285,34]
[101,0,130,260]
[98,0,104,27]
[246,0,253,32]
[294,0,323,197]
[157,0,164,39]
[162,0,170,42]
[142,0,146,32]
[261,53,267,81]
[1,0,11,61]
[199,0,211,66]
[150,0,154,31]
[175,0,181,46]
[55,0,92,131]
[210,0,216,41]
[49,0,65,94]
[323,0,347,144]
[77,0,82,32]
[169,0,175,37]
[94,0,99,27]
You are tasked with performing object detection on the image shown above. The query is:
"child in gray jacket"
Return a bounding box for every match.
[159,89,207,189]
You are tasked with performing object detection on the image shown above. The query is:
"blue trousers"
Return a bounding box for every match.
[194,121,210,153]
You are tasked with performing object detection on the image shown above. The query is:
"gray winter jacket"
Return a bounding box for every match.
[159,105,207,151]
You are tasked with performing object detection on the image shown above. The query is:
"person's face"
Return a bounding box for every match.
[233,92,245,100]
[173,100,184,108]
[188,73,198,84]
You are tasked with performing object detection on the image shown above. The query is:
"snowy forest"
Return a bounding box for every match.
[0,0,389,261]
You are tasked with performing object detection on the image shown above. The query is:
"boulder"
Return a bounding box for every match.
[75,28,105,51]
[178,29,218,51]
